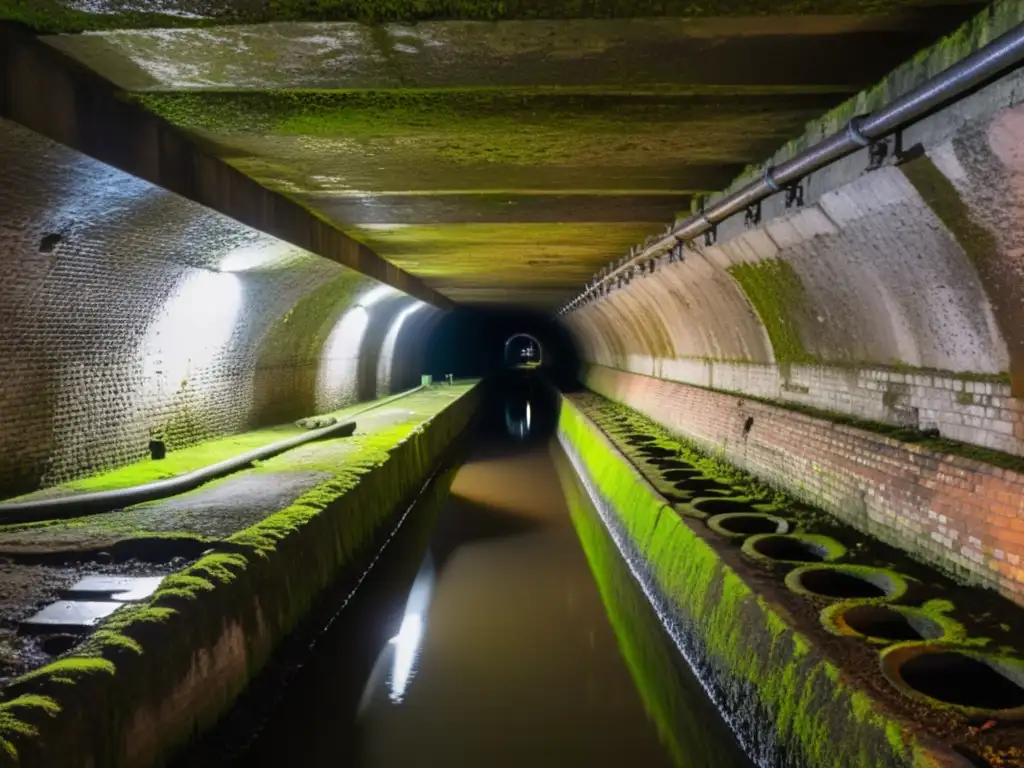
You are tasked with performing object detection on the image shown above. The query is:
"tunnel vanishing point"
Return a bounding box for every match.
[4,0,1024,766]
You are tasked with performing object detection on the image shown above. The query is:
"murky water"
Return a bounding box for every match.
[193,383,749,767]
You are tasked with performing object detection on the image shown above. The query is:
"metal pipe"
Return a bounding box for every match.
[0,386,425,523]
[558,22,1024,316]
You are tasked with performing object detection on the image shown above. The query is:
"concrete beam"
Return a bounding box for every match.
[0,24,451,310]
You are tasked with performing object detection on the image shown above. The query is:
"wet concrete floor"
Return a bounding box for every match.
[193,391,750,767]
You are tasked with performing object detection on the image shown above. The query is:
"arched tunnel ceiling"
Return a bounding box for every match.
[13,0,986,310]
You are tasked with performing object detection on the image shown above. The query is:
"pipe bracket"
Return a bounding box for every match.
[846,116,872,147]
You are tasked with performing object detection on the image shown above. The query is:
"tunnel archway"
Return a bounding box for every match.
[503,333,543,370]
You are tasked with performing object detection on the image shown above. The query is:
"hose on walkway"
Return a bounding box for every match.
[0,386,425,524]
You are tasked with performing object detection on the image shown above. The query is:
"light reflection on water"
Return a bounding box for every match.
[505,399,532,439]
[220,396,748,768]
[387,552,435,703]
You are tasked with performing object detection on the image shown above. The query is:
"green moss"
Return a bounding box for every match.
[0,0,953,34]
[0,385,480,765]
[17,658,116,686]
[558,395,943,767]
[0,696,60,761]
[557,451,723,768]
[728,258,813,364]
[136,89,821,170]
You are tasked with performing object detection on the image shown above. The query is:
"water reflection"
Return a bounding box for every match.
[554,450,750,768]
[387,552,434,702]
[505,399,532,439]
[187,386,748,768]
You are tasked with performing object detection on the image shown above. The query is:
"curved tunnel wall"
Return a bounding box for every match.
[560,41,1024,604]
[0,119,441,498]
[565,78,1024,459]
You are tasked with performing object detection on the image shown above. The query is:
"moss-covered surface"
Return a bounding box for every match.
[137,90,833,170]
[558,397,929,766]
[606,361,1024,474]
[0,0,984,33]
[127,87,844,306]
[555,448,738,768]
[560,391,1024,765]
[0,383,480,766]
[728,258,813,364]
[0,387,474,552]
[2,386,389,504]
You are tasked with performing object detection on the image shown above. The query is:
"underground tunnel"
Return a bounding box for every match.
[3,1,1024,766]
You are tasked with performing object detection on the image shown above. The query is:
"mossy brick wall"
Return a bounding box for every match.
[0,119,436,499]
[0,384,480,767]
[582,364,1024,608]
[565,0,1024,459]
[555,394,961,768]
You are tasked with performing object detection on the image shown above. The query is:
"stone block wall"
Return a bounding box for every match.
[0,119,440,498]
[584,364,1024,608]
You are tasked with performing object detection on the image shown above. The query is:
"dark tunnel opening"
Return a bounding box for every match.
[422,307,582,392]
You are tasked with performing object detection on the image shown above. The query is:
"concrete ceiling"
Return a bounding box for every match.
[11,0,985,309]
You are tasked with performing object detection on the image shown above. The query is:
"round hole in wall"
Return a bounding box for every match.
[785,564,909,601]
[830,605,946,642]
[42,634,77,656]
[693,498,756,517]
[882,646,1024,716]
[38,233,62,253]
[647,458,689,470]
[674,478,731,496]
[743,534,845,564]
[638,446,676,459]
[707,512,790,538]
[662,468,701,482]
[625,435,655,445]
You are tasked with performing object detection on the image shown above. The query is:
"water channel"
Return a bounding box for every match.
[180,380,751,767]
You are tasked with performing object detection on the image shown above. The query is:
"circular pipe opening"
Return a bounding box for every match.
[693,498,756,517]
[625,435,655,445]
[674,478,731,496]
[882,646,1024,716]
[662,468,700,482]
[638,446,675,458]
[785,565,909,601]
[708,512,790,538]
[647,458,689,470]
[827,605,947,642]
[41,634,78,656]
[743,534,845,564]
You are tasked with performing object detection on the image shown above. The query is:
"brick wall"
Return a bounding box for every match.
[0,120,433,497]
[614,356,1024,456]
[584,364,1024,607]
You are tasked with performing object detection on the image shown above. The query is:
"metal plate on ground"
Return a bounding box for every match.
[66,575,164,602]
[21,601,122,633]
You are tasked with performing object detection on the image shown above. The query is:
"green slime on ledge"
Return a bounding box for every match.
[555,393,958,768]
[555,447,728,768]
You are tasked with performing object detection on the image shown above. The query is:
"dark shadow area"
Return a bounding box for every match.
[840,606,940,642]
[423,306,581,391]
[899,653,1024,710]
[792,569,889,599]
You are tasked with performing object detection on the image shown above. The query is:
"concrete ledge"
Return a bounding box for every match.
[555,394,967,767]
[0,384,479,767]
[583,364,1024,608]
